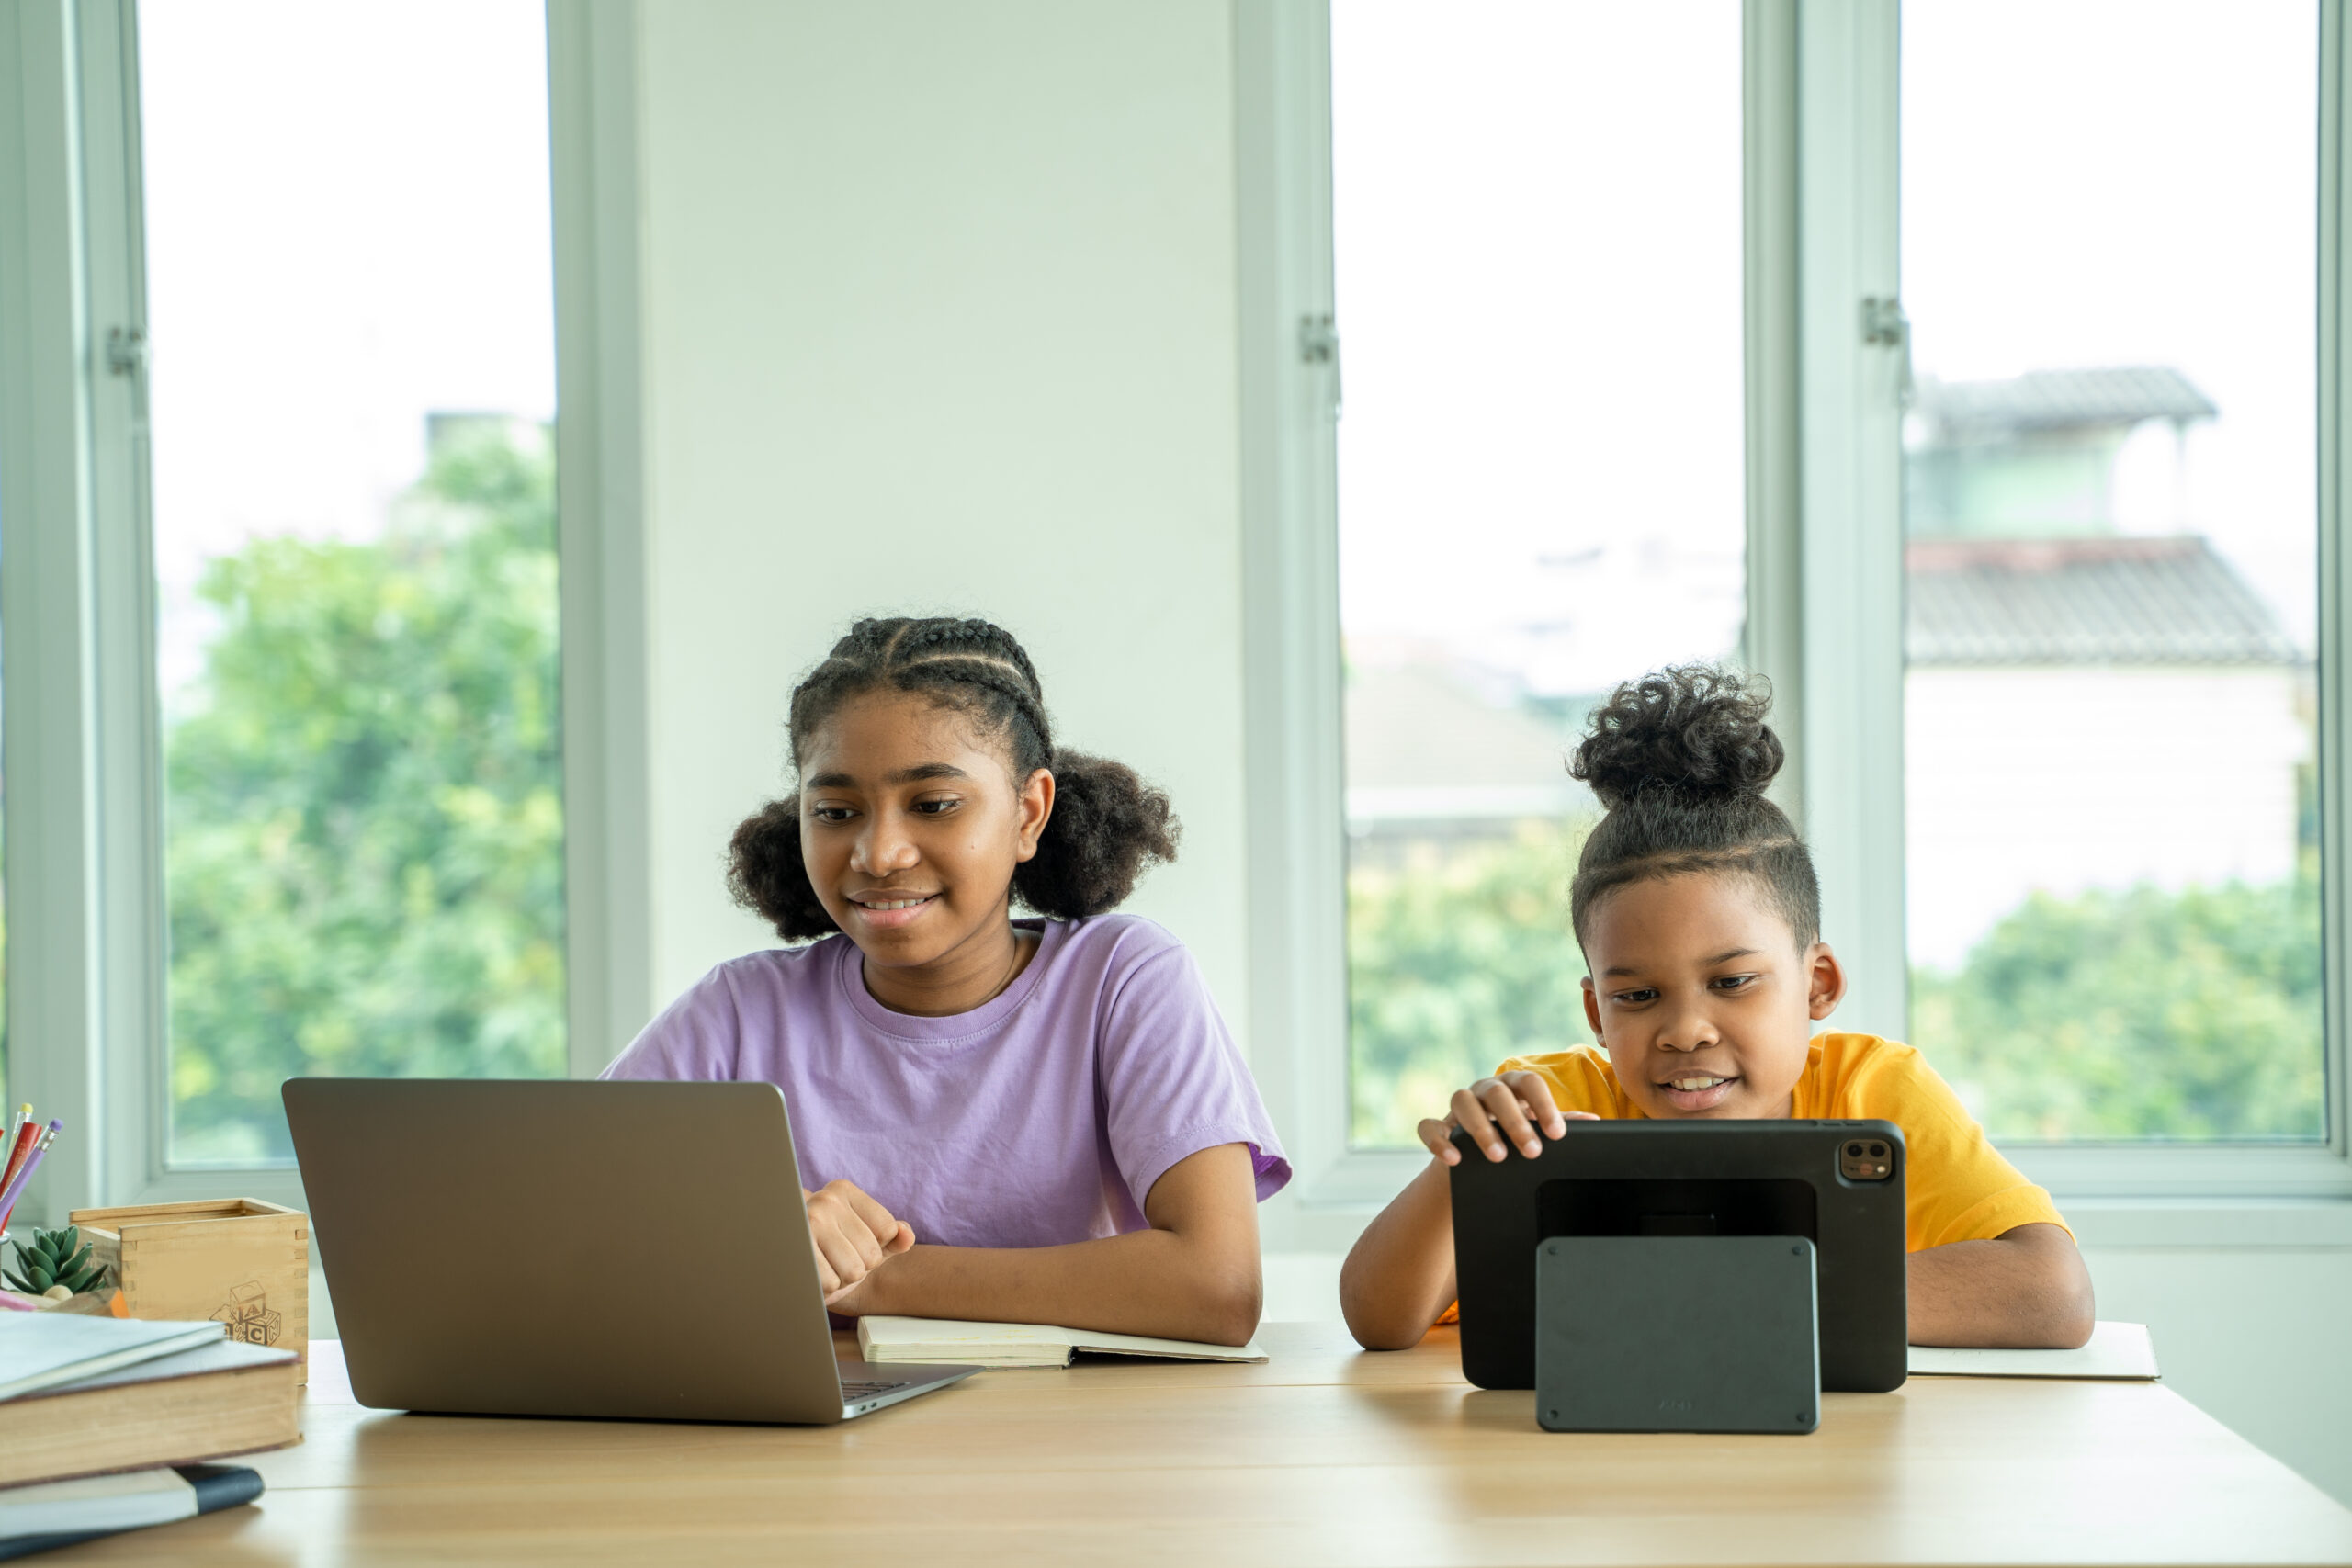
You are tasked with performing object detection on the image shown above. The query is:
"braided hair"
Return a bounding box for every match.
[728,616,1181,941]
[1567,663,1820,950]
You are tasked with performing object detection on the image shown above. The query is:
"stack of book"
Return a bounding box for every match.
[0,1316,300,1558]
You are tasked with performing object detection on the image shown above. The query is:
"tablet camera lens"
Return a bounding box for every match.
[1839,1141,1893,1181]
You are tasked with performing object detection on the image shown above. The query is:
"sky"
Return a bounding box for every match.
[1331,0,1748,699]
[138,0,554,702]
[1333,0,2320,685]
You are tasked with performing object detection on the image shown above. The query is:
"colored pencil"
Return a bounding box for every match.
[0,1122,61,1235]
[0,1156,32,1235]
[0,1106,27,1182]
[0,1113,39,1199]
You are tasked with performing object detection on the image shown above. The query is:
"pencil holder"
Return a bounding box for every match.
[68,1198,310,1380]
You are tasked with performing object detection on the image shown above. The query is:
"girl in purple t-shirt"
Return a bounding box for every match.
[603,615,1288,1346]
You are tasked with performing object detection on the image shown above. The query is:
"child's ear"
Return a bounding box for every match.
[1804,942,1845,1021]
[1012,767,1056,862]
[1580,976,1604,1043]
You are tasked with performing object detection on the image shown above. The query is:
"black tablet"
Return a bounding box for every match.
[1447,1118,1908,1393]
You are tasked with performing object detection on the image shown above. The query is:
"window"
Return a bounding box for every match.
[1248,0,2351,1212]
[134,0,567,1164]
[1900,0,2324,1144]
[1331,0,1747,1147]
[2,0,637,1212]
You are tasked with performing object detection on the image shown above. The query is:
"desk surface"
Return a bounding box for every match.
[54,1324,2352,1567]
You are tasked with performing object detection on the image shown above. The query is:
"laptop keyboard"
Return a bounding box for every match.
[842,1379,912,1401]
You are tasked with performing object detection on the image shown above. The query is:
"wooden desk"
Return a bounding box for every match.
[53,1324,2352,1566]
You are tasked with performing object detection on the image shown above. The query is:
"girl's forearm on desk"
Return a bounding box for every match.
[844,1141,1264,1346]
[848,1228,1259,1346]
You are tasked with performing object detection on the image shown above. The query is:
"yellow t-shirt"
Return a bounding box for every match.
[1490,1032,2068,1251]
[1432,1033,2065,1325]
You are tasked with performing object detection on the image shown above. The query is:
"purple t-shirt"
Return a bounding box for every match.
[601,913,1290,1249]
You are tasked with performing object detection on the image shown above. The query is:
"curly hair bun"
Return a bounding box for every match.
[1570,663,1784,809]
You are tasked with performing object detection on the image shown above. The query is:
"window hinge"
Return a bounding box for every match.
[105,325,147,378]
[1299,312,1338,363]
[1299,313,1341,419]
[1859,296,1913,407]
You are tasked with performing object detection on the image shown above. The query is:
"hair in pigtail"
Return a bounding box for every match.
[725,795,841,940]
[1014,750,1178,918]
[728,616,1180,940]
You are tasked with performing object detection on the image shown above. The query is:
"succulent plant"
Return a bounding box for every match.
[5,1224,110,1296]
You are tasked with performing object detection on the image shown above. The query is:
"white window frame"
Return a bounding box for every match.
[1241,0,2352,1250]
[0,0,650,1222]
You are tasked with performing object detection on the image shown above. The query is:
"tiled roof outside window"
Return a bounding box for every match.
[1906,535,2299,666]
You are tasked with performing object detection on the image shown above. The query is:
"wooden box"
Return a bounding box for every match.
[68,1199,309,1380]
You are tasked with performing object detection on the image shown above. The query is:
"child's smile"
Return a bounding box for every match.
[843,888,944,931]
[1578,872,1845,1120]
[798,692,1052,1014]
[1657,1070,1740,1112]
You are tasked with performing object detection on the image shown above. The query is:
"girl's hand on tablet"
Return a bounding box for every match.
[1419,1073,1595,1165]
[803,1179,917,1303]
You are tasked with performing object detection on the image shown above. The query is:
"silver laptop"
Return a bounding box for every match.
[284,1077,980,1423]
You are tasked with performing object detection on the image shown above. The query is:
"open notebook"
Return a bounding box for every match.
[856,1316,1269,1370]
[1906,1320,2158,1380]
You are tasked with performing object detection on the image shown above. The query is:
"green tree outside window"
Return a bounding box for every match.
[166,423,565,1162]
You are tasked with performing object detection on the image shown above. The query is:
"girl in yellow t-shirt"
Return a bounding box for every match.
[1339,664,2095,1353]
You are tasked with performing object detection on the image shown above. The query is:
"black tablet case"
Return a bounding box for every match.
[1449,1119,1907,1393]
[1536,1235,1820,1433]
